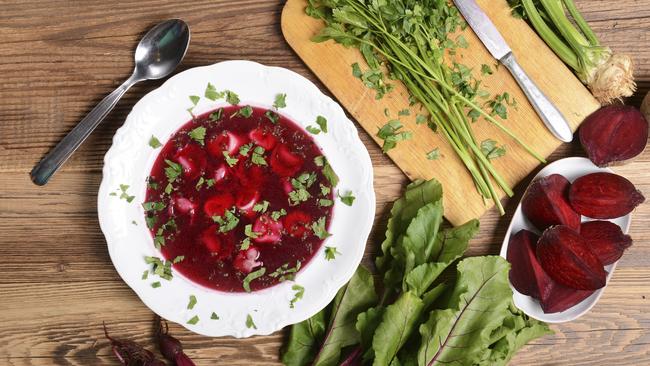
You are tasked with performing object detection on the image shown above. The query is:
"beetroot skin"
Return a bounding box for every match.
[522,174,581,231]
[581,221,632,265]
[507,230,552,300]
[569,172,645,219]
[537,226,607,291]
[580,105,649,167]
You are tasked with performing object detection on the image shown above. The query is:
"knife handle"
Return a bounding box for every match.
[501,53,573,143]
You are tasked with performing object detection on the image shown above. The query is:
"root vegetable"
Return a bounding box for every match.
[569,172,645,219]
[522,174,580,231]
[579,105,648,167]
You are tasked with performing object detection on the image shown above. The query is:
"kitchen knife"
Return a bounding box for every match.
[452,0,574,142]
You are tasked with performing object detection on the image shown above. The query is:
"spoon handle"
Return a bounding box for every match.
[30,75,139,185]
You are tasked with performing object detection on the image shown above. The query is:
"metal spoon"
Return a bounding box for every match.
[30,19,190,186]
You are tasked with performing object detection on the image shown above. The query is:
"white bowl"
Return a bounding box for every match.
[499,157,632,323]
[97,60,375,337]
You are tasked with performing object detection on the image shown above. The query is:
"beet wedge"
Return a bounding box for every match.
[522,174,581,231]
[540,281,595,314]
[569,172,645,219]
[507,230,552,300]
[537,226,607,291]
[580,220,632,265]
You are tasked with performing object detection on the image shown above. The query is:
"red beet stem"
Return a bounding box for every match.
[156,316,196,366]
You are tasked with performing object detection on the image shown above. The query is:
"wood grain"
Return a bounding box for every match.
[0,0,648,365]
[281,0,601,226]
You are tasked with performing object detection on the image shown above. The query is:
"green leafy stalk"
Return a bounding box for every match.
[308,0,547,214]
[510,0,635,103]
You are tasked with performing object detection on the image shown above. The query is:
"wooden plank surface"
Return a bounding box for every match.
[0,0,648,365]
[281,0,601,226]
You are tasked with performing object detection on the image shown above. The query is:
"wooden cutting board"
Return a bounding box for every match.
[281,0,600,226]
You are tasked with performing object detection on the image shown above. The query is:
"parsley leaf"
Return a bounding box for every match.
[243,267,266,292]
[188,126,206,145]
[324,246,341,261]
[315,156,339,187]
[212,209,240,233]
[318,198,333,207]
[205,82,224,101]
[316,116,328,133]
[223,151,239,167]
[480,139,507,160]
[151,281,161,288]
[246,314,257,329]
[142,270,149,280]
[251,146,268,166]
[209,108,224,122]
[398,109,410,116]
[338,190,355,206]
[149,135,162,149]
[306,126,321,135]
[426,148,441,160]
[269,261,301,282]
[377,120,413,153]
[187,315,199,325]
[211,312,220,320]
[265,110,279,124]
[237,105,253,118]
[189,95,200,106]
[311,217,331,239]
[173,255,185,264]
[351,62,362,78]
[187,295,197,310]
[271,208,287,221]
[118,184,135,203]
[481,64,494,75]
[290,284,305,309]
[415,114,428,125]
[164,159,182,184]
[239,143,253,157]
[253,200,270,213]
[225,90,240,105]
[274,93,287,109]
[142,201,165,212]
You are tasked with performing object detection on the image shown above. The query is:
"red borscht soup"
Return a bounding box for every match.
[143,105,335,292]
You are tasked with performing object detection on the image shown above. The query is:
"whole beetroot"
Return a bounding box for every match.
[156,317,196,366]
[537,226,607,291]
[522,174,581,232]
[569,172,645,219]
[103,322,166,366]
[580,105,648,167]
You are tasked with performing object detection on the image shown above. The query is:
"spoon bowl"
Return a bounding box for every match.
[134,19,190,80]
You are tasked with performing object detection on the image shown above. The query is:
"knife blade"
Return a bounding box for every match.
[452,0,574,143]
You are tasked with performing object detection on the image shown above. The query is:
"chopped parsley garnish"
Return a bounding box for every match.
[274,93,287,109]
[151,281,161,288]
[154,232,166,249]
[253,200,269,213]
[225,90,240,105]
[142,201,165,212]
[306,126,321,135]
[149,135,162,149]
[188,126,207,145]
[290,284,305,309]
[288,187,310,205]
[251,146,267,166]
[481,64,494,76]
[320,184,331,196]
[244,224,259,239]
[351,62,362,78]
[426,148,441,160]
[164,159,182,185]
[316,116,328,133]
[325,246,341,261]
[205,82,225,101]
[480,139,507,160]
[145,216,157,229]
[246,314,257,329]
[236,105,253,118]
[173,255,185,264]
[318,198,333,207]
[209,108,224,122]
[145,256,173,281]
[265,110,279,124]
[338,190,355,206]
[205,178,216,188]
[416,114,428,125]
[196,176,206,190]
[315,156,339,187]
[213,209,240,233]
[270,209,287,221]
[486,92,517,120]
[377,120,413,153]
[240,237,251,250]
[187,295,197,310]
[142,270,149,280]
[239,143,253,157]
[268,261,301,282]
[117,184,135,203]
[223,151,239,167]
[312,217,331,239]
[187,315,199,325]
[189,95,200,106]
[211,312,220,320]
[131,220,138,226]
[242,267,266,292]
[289,172,316,206]
[398,109,410,116]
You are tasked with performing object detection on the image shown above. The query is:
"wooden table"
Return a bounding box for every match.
[1,1,648,365]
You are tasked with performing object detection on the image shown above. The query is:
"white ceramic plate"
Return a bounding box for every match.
[499,157,631,323]
[97,60,375,337]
